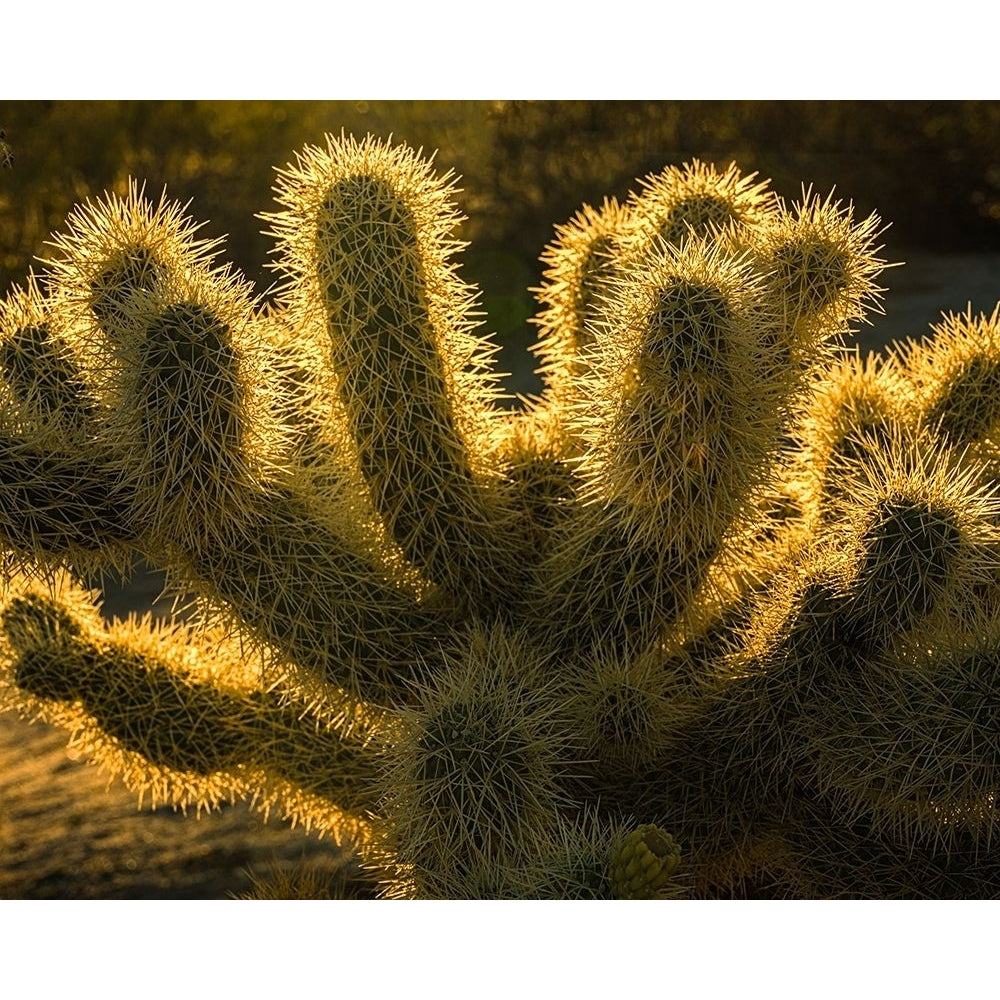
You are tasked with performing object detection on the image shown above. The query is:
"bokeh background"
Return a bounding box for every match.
[2,100,1000,898]
[3,101,1000,396]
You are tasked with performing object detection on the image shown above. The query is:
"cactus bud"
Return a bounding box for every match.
[610,824,682,899]
[625,160,779,249]
[896,305,1000,448]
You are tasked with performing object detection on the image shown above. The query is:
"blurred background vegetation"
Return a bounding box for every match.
[2,100,1000,390]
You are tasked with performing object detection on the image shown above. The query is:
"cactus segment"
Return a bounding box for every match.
[746,187,888,345]
[819,431,1000,651]
[531,197,633,417]
[264,133,514,609]
[538,238,792,652]
[0,278,134,567]
[803,633,1000,851]
[786,351,917,526]
[0,444,136,559]
[896,305,1000,447]
[842,496,963,650]
[370,624,579,898]
[0,576,378,841]
[41,179,223,341]
[563,640,699,788]
[574,238,788,547]
[0,277,98,437]
[491,400,580,566]
[187,492,442,705]
[123,297,254,542]
[625,160,779,249]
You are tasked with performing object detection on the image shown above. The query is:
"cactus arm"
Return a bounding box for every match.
[0,278,137,570]
[367,622,583,899]
[529,197,633,427]
[186,491,444,706]
[264,134,524,612]
[737,186,889,351]
[538,236,792,653]
[894,305,1000,473]
[0,442,137,558]
[0,577,381,843]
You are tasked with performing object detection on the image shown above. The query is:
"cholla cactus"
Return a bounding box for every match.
[2,131,999,899]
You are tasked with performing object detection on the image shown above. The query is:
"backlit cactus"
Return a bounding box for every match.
[2,131,999,898]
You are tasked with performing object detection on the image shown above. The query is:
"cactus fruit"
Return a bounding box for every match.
[3,131,1000,898]
[610,824,684,899]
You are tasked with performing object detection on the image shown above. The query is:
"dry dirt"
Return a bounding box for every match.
[1,252,998,899]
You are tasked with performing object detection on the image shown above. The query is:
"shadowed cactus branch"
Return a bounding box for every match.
[0,574,380,843]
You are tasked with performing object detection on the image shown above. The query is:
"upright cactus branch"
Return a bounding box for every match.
[263,134,517,612]
[531,196,632,421]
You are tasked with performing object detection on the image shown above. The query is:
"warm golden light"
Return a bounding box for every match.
[2,105,1000,900]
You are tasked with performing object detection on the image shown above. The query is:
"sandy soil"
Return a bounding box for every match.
[1,252,998,899]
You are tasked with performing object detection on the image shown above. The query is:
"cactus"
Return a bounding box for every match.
[3,130,1000,899]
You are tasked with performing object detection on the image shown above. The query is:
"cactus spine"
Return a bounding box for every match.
[3,130,999,899]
